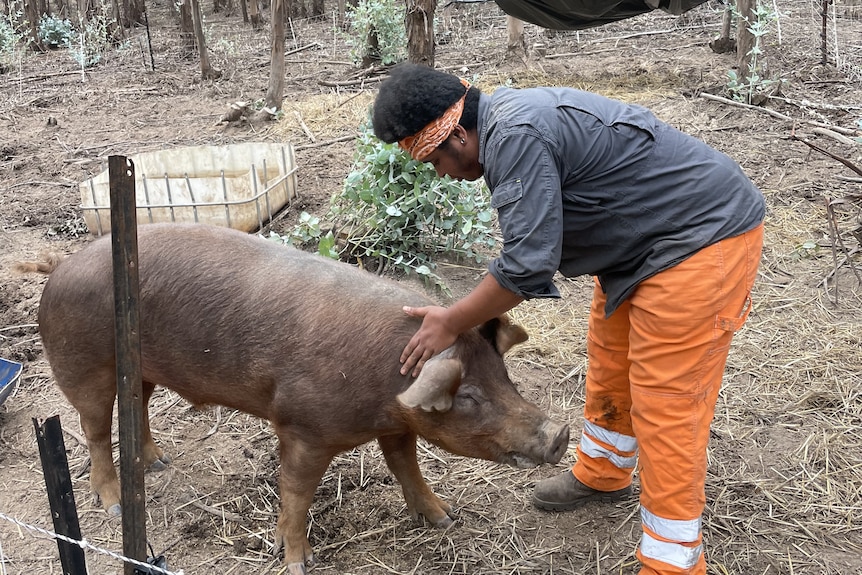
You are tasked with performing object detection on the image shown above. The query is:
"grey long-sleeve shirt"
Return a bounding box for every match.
[477,88,765,316]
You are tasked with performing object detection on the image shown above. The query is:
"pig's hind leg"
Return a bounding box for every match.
[141,380,171,471]
[57,369,123,516]
[378,433,454,527]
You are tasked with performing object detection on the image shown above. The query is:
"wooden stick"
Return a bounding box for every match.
[294,110,316,143]
[791,133,862,177]
[294,135,355,150]
[318,76,385,87]
[699,92,793,121]
[811,127,857,146]
[284,42,320,57]
[179,495,245,523]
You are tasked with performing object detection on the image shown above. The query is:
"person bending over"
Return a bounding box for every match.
[372,63,765,575]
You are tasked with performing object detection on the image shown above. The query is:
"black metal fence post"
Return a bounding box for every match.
[33,415,87,575]
[109,155,148,575]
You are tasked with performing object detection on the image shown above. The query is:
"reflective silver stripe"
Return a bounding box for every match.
[641,507,702,542]
[579,435,638,469]
[640,532,703,569]
[583,421,638,453]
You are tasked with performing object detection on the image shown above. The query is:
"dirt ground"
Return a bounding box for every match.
[1,1,861,574]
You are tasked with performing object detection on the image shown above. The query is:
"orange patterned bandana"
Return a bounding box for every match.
[399,78,471,161]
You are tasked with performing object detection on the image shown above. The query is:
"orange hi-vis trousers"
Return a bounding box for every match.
[572,224,763,575]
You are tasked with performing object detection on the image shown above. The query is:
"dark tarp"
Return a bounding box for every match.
[492,0,713,30]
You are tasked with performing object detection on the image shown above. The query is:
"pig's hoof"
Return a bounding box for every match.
[433,514,454,528]
[286,561,307,575]
[107,503,122,517]
[149,455,171,472]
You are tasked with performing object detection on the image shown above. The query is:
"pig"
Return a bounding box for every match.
[27,223,569,575]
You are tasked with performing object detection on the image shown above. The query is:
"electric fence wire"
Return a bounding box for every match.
[0,511,184,575]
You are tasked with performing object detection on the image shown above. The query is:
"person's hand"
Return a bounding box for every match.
[400,305,459,377]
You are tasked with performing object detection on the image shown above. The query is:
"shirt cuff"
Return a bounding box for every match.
[489,262,561,300]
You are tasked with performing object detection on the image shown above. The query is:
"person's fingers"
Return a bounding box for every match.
[401,342,433,377]
[407,347,432,378]
[403,305,430,318]
[400,337,417,365]
[411,351,432,378]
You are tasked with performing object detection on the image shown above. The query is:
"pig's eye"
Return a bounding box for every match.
[456,392,480,408]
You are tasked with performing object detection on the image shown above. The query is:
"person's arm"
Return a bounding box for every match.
[400,274,524,376]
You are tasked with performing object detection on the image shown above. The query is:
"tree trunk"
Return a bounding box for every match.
[123,0,143,25]
[190,0,221,79]
[506,15,526,59]
[178,0,196,52]
[248,0,262,30]
[736,0,755,84]
[263,0,285,113]
[311,0,323,17]
[708,1,736,54]
[405,0,435,67]
[55,0,68,19]
[109,0,125,42]
[239,0,248,23]
[336,0,345,27]
[26,0,40,50]
[360,25,379,67]
[819,0,829,65]
[77,0,97,21]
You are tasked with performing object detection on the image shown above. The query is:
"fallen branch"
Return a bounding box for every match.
[177,491,245,523]
[0,70,84,87]
[699,92,793,121]
[791,132,862,177]
[8,180,77,190]
[284,42,320,57]
[318,76,385,87]
[811,127,858,146]
[701,93,862,139]
[773,95,862,113]
[294,135,355,150]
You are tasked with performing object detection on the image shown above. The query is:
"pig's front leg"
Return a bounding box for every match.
[378,433,454,527]
[273,433,334,575]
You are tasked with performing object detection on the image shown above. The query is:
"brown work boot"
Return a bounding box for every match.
[532,470,632,511]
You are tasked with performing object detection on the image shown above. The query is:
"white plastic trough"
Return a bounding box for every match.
[80,143,298,236]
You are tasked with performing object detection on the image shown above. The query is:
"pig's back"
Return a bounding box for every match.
[39,224,430,422]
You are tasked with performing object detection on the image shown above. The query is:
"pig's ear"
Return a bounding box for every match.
[397,357,462,412]
[479,316,529,355]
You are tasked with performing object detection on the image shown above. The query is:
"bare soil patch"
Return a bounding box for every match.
[1,2,861,574]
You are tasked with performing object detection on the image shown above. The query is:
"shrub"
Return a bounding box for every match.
[274,123,497,294]
[726,1,785,104]
[0,13,26,73]
[37,14,73,47]
[342,0,406,66]
[70,12,112,68]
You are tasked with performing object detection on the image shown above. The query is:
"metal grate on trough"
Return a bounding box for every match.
[80,143,299,236]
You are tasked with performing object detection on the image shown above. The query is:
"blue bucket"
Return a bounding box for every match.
[0,358,23,407]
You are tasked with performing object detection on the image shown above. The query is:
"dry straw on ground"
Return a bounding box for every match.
[1,1,861,573]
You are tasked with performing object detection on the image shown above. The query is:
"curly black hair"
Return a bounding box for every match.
[372,63,481,144]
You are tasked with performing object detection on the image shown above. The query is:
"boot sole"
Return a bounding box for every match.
[532,487,633,512]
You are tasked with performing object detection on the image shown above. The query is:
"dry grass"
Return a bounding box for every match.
[275,91,375,144]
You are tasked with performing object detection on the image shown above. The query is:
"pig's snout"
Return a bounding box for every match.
[543,421,569,464]
[504,420,570,469]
